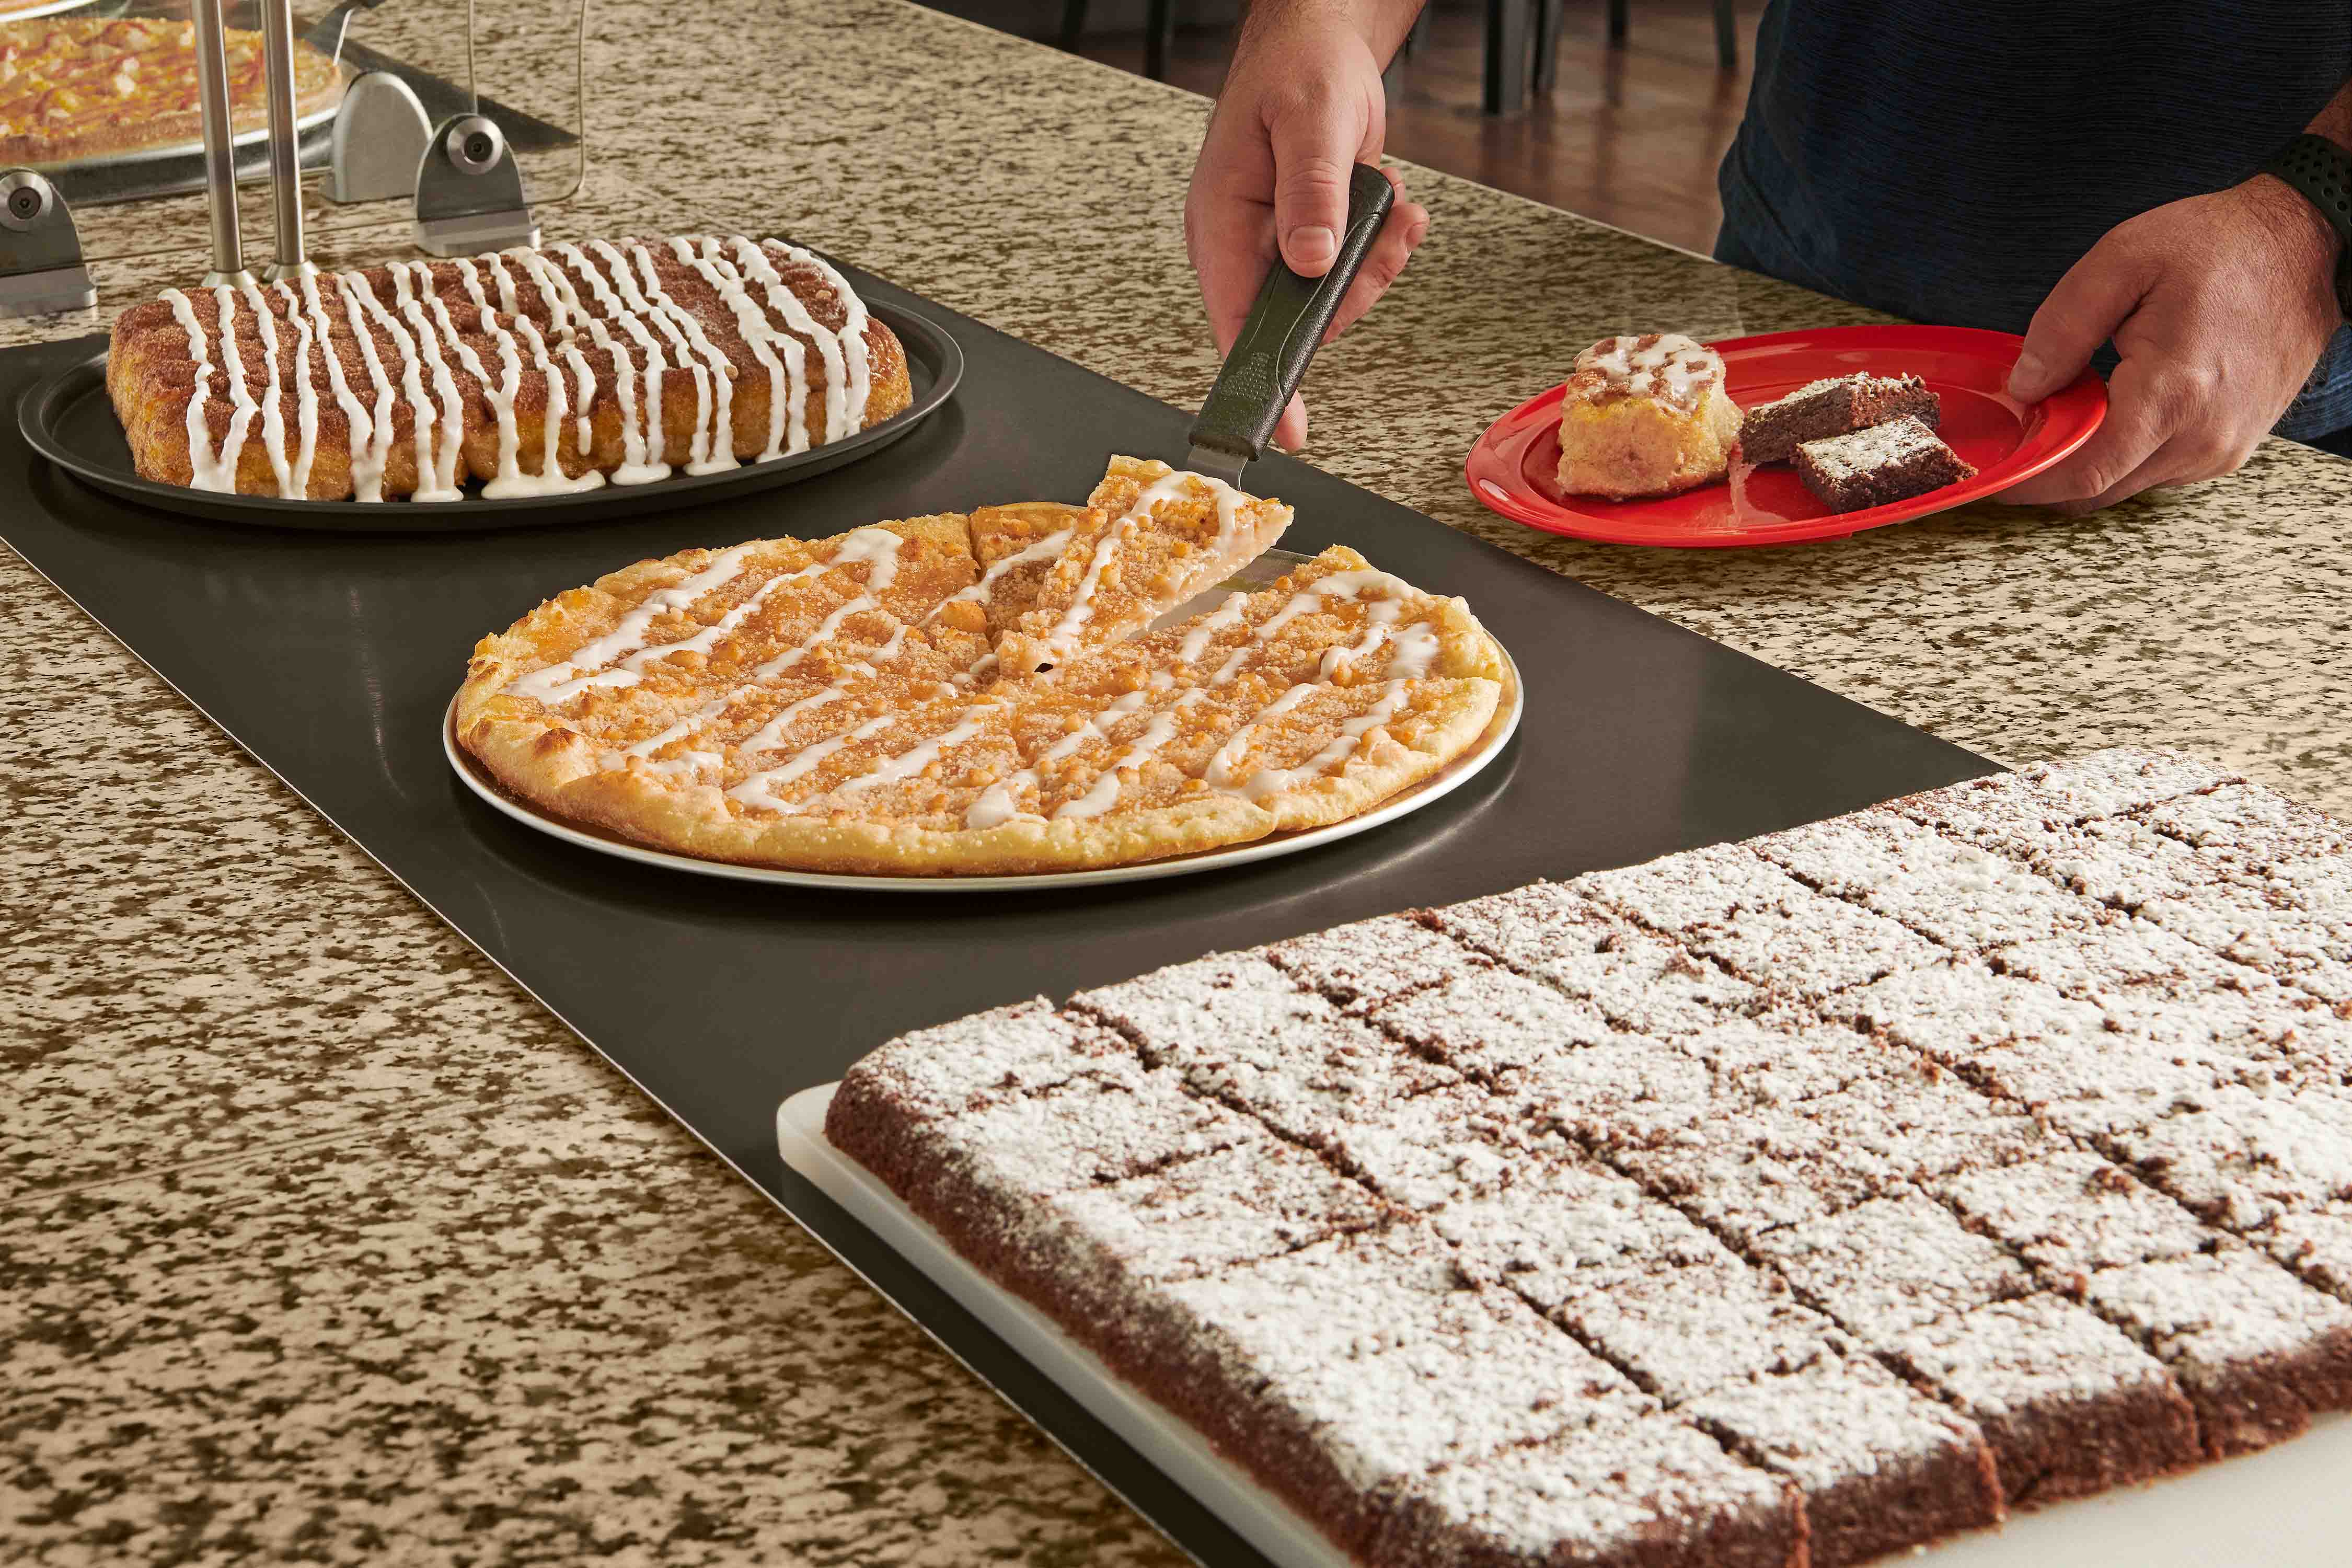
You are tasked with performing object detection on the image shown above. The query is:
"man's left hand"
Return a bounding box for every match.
[1999,177,2343,514]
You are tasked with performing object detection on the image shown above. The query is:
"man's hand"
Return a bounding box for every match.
[1184,1,1429,451]
[2000,177,2343,514]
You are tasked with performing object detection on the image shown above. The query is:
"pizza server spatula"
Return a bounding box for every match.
[1179,163,1397,490]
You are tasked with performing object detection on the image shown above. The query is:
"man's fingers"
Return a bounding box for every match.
[1997,357,2177,509]
[1266,95,1361,279]
[1274,393,1308,452]
[2009,239,2157,403]
[1327,200,1429,341]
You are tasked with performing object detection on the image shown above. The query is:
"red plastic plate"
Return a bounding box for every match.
[1464,324,2108,548]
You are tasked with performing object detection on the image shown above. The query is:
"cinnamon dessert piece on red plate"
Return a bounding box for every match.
[1794,416,1977,513]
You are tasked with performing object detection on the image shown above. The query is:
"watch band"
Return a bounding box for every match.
[2265,133,2352,315]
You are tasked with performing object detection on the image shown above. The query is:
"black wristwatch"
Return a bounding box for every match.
[2265,133,2352,316]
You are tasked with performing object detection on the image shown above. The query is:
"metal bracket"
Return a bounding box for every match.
[412,113,538,257]
[0,170,97,319]
[329,70,432,205]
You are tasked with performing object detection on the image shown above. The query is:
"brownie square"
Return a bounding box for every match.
[1753,807,2114,954]
[825,995,1139,1125]
[2262,1206,2352,1305]
[1552,1259,1843,1405]
[1265,912,1478,1014]
[1323,1079,1553,1214]
[1791,1071,2054,1203]
[1166,1229,1657,1553]
[1687,1351,2002,1567]
[1936,1148,2218,1279]
[1750,1186,2037,1339]
[1420,880,1761,1037]
[1737,372,1940,465]
[1368,962,1622,1075]
[1077,950,1465,1151]
[1601,1099,1851,1246]
[1676,1013,1900,1108]
[2137,781,2352,871]
[1794,416,1976,514]
[1962,1027,2244,1141]
[2102,1084,2352,1231]
[1575,841,1944,1001]
[2083,1247,2352,1456]
[1886,1294,2201,1507]
[1893,750,2241,841]
[1435,1154,1736,1311]
[1374,1414,1803,1568]
[1044,1138,1393,1293]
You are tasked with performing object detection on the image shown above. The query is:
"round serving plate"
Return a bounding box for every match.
[24,92,344,175]
[0,0,108,24]
[1465,324,2108,548]
[443,551,1524,893]
[19,299,964,532]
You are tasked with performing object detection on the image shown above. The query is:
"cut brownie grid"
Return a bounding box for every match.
[825,748,2352,1568]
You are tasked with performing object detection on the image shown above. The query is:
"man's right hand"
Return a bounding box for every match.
[1183,0,1430,451]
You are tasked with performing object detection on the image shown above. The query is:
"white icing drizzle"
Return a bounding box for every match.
[162,289,229,492]
[1178,595,1248,664]
[629,242,739,475]
[558,241,672,484]
[589,239,723,476]
[1382,621,1440,679]
[929,527,1076,625]
[258,282,318,499]
[1204,683,1317,790]
[209,283,261,491]
[768,239,872,437]
[1053,704,1186,821]
[294,273,375,502]
[678,236,798,462]
[1317,599,1404,679]
[513,529,901,719]
[1226,679,1412,803]
[726,236,839,446]
[729,711,897,811]
[514,314,605,495]
[387,264,466,500]
[341,271,447,500]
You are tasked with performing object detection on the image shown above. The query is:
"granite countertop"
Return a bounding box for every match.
[7,0,2351,1559]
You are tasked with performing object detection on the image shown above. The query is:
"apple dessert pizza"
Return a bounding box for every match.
[454,457,1512,875]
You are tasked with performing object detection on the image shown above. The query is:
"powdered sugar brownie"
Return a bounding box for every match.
[1266,912,1482,1014]
[1416,880,1760,1036]
[1936,1149,2220,1279]
[1754,807,2115,954]
[1749,1186,2037,1338]
[1374,1414,1801,1568]
[820,746,2352,1567]
[1686,1350,2002,1567]
[1550,1260,1841,1405]
[1573,841,1945,1001]
[2082,1247,2352,1456]
[1885,1294,2200,1506]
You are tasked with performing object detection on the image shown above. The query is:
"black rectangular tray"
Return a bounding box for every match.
[0,270,1993,1567]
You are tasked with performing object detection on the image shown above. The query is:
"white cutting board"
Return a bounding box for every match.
[777,1083,2352,1568]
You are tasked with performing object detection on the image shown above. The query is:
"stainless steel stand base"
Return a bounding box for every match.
[0,264,96,319]
[411,113,537,257]
[328,71,433,205]
[0,170,97,320]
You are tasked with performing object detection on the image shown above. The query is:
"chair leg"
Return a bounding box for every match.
[1713,0,1737,68]
[1145,0,1175,79]
[1057,0,1087,48]
[1532,0,1566,95]
[1606,0,1628,47]
[1483,0,1530,114]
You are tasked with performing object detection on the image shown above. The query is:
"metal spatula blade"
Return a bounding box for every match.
[1181,163,1397,490]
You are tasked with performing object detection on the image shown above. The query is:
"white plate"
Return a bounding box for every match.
[777,1081,2352,1568]
[443,550,1524,892]
[2,0,101,21]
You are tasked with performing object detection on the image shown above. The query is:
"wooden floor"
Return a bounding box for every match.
[1054,0,1765,256]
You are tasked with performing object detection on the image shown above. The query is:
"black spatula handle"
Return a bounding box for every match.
[1187,163,1396,469]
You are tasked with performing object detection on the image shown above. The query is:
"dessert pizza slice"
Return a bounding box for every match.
[454,512,982,815]
[992,456,1293,677]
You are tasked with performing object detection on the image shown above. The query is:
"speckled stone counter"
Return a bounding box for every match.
[5,1,2350,1560]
